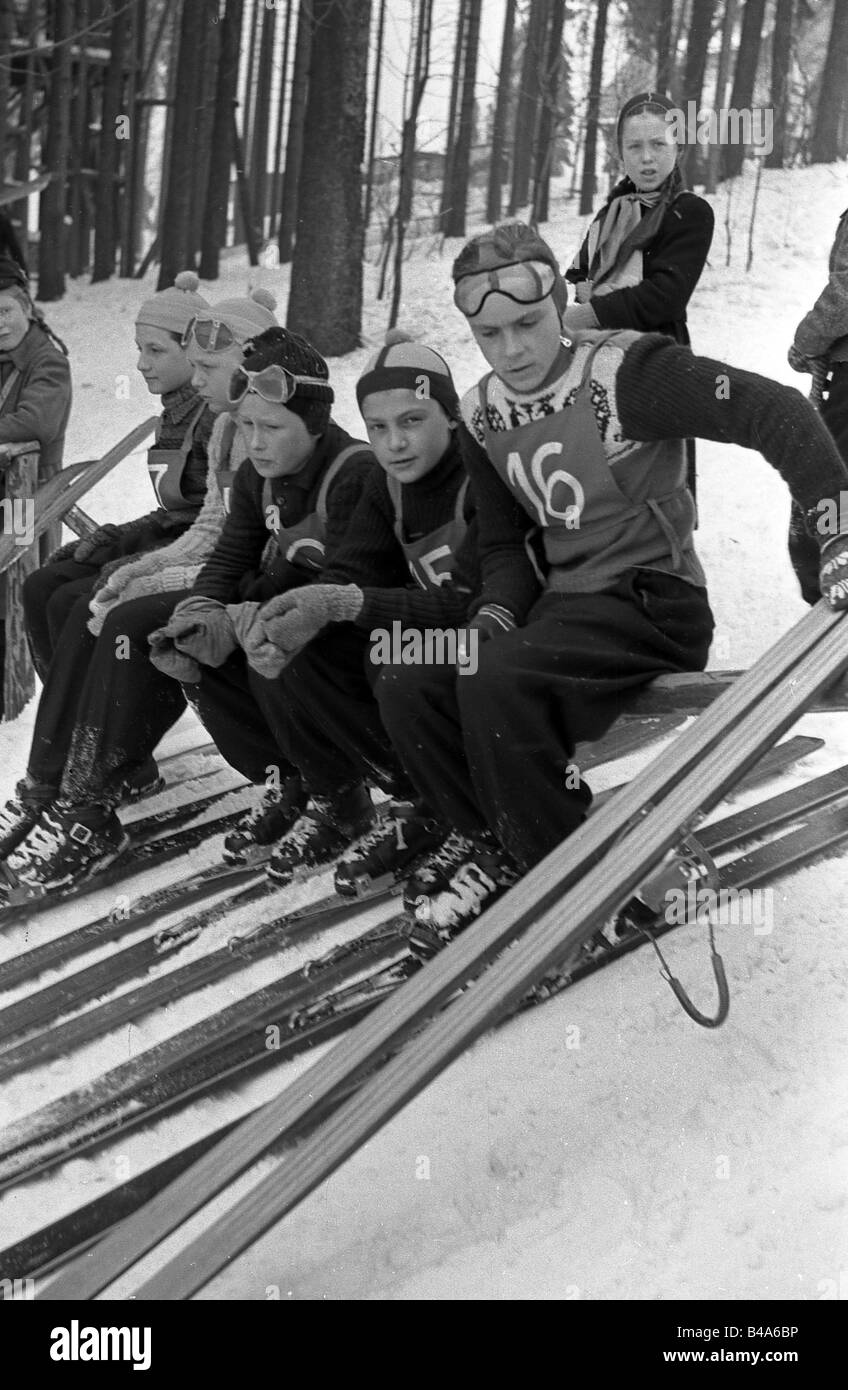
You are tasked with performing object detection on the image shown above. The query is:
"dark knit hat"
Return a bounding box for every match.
[0,255,30,295]
[616,92,677,151]
[452,222,568,315]
[356,330,460,419]
[239,326,334,436]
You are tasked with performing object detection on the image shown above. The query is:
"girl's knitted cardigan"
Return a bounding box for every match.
[87,411,248,635]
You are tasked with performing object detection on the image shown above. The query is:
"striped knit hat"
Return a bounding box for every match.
[356,330,459,418]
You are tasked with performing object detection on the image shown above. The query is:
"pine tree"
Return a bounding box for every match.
[579,0,610,217]
[811,0,848,164]
[486,0,517,224]
[721,0,767,179]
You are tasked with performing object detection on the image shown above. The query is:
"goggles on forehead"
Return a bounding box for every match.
[453,259,557,318]
[181,315,240,352]
[227,362,334,408]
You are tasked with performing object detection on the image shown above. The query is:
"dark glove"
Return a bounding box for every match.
[73,523,124,565]
[457,603,516,669]
[819,535,848,610]
[46,539,82,566]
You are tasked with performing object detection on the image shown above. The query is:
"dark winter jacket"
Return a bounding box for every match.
[0,320,72,490]
[193,421,376,604]
[794,207,848,364]
[566,186,714,345]
[322,434,481,629]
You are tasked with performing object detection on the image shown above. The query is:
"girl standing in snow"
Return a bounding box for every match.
[23,272,213,680]
[222,333,480,889]
[367,222,848,942]
[564,91,714,501]
[0,291,278,889]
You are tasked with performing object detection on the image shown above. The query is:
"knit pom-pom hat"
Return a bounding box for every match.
[356,328,460,419]
[238,325,333,436]
[204,287,278,344]
[451,222,568,315]
[135,270,211,336]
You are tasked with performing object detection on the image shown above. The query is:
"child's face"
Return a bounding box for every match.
[470,293,562,394]
[361,388,454,483]
[0,292,30,351]
[188,341,244,414]
[621,112,677,192]
[135,326,193,395]
[236,393,315,477]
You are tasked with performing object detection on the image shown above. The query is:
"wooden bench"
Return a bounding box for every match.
[0,418,157,720]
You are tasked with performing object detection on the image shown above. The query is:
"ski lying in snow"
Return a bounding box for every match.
[0,743,841,1187]
[5,785,848,1285]
[36,600,846,1302]
[0,735,822,1055]
[0,877,401,1068]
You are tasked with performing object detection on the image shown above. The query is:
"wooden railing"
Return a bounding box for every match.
[0,418,157,720]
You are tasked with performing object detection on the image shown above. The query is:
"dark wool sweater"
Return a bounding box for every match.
[460,332,848,623]
[193,420,375,603]
[322,434,481,629]
[567,189,714,345]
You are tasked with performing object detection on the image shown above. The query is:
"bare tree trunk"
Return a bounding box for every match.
[486,0,516,224]
[811,0,848,165]
[67,0,90,277]
[158,0,215,287]
[11,0,38,244]
[439,0,467,232]
[678,0,717,184]
[389,0,433,325]
[38,0,73,300]
[250,0,276,236]
[442,0,482,238]
[363,0,386,230]
[0,0,13,179]
[92,0,131,282]
[579,0,609,217]
[532,0,566,226]
[270,0,293,237]
[510,0,549,215]
[278,0,313,264]
[236,0,261,241]
[200,0,244,279]
[705,0,737,193]
[287,0,372,354]
[120,0,145,276]
[188,7,220,262]
[721,0,767,179]
[656,0,675,90]
[764,0,793,169]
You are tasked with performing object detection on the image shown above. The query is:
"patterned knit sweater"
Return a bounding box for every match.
[87,411,248,632]
[460,331,848,622]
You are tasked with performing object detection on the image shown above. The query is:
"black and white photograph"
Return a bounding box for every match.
[0,0,846,1336]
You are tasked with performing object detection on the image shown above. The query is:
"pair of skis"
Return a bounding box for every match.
[33,599,844,1301]
[1,733,846,1283]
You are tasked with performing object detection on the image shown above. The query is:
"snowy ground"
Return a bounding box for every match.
[1,160,847,1301]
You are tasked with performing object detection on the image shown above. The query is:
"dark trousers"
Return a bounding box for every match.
[28,590,189,806]
[274,625,410,796]
[375,569,714,871]
[788,362,848,604]
[23,558,102,680]
[190,651,298,787]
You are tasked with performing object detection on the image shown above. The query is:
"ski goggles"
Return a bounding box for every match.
[181,315,240,352]
[227,362,334,407]
[453,260,557,318]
